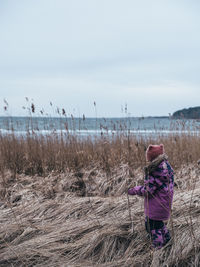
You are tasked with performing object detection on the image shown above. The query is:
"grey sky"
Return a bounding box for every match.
[0,0,199,117]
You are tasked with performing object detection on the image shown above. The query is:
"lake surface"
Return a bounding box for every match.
[0,116,200,138]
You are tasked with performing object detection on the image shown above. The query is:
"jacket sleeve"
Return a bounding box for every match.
[128,175,158,197]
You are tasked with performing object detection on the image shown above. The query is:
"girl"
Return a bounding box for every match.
[128,144,174,249]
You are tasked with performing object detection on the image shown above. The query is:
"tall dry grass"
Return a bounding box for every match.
[1,101,200,177]
[0,105,200,266]
[0,130,200,178]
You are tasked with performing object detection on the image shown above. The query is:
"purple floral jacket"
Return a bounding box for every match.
[128,155,174,221]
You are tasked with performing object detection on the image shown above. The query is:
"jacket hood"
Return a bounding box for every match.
[144,153,168,175]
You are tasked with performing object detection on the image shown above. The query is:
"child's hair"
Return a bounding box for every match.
[146,144,164,162]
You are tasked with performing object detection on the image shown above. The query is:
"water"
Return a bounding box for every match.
[0,116,200,138]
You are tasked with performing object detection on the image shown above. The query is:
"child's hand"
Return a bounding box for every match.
[128,186,142,196]
[128,187,137,195]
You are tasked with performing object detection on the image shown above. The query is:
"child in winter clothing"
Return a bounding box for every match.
[128,144,174,249]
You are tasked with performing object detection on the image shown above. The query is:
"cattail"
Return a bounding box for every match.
[31,103,35,113]
[3,99,9,106]
[65,122,68,131]
[62,108,66,116]
[125,103,127,113]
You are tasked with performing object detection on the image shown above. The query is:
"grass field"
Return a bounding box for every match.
[0,114,200,266]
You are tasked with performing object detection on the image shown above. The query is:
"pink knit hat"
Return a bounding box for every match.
[146,144,164,162]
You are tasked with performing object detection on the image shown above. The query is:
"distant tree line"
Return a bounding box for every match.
[172,106,200,119]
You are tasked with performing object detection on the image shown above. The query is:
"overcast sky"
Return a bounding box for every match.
[0,0,199,117]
